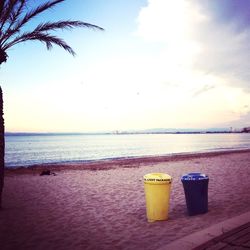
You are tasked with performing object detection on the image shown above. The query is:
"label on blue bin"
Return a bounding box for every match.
[181,172,208,181]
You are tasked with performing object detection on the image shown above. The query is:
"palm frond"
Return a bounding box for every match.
[1,19,103,48]
[9,0,26,24]
[0,0,26,44]
[0,0,65,46]
[0,0,12,27]
[0,0,104,61]
[3,31,76,56]
[0,0,20,30]
[0,0,6,20]
[12,0,65,32]
[34,20,104,33]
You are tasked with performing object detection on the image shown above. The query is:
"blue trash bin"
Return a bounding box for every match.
[181,172,209,216]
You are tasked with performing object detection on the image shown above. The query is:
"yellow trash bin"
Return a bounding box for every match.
[144,173,172,222]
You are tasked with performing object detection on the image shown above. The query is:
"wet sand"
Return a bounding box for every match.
[1,150,250,250]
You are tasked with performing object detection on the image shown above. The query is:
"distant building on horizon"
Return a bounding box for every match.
[242,127,250,133]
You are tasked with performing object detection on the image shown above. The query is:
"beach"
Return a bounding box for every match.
[1,150,250,250]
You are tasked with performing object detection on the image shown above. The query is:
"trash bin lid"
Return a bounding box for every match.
[181,172,208,181]
[144,173,172,184]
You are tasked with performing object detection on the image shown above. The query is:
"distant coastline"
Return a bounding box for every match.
[5,130,249,136]
[5,126,250,136]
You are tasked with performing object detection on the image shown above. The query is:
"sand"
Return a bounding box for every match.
[0,150,250,250]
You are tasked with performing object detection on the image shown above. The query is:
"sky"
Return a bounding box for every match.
[1,0,250,132]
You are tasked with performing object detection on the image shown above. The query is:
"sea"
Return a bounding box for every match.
[5,133,250,168]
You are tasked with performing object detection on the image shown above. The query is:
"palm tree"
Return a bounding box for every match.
[0,0,103,208]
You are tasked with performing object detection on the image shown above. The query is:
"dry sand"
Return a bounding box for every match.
[0,150,250,250]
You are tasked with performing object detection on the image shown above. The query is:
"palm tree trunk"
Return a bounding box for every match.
[0,86,4,209]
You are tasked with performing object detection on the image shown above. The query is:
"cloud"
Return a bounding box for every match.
[134,0,250,128]
[136,0,205,92]
[137,0,250,92]
[194,0,250,32]
[192,84,215,97]
[191,0,250,91]
[136,0,205,43]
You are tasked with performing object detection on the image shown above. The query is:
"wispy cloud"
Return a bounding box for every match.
[192,84,215,97]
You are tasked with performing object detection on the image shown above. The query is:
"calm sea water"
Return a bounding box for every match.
[5,133,250,167]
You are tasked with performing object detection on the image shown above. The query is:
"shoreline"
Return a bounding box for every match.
[5,148,250,175]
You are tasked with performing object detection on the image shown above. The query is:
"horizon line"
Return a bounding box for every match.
[5,130,247,136]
